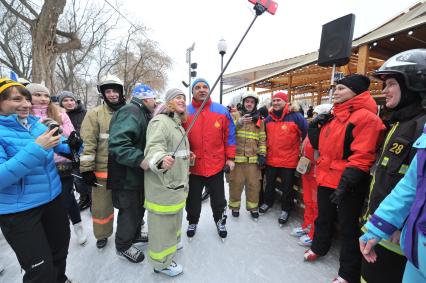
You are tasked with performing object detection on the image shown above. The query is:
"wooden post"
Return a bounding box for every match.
[357,45,369,75]
[317,83,323,105]
[288,74,293,102]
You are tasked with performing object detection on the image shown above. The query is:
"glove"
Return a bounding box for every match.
[257,155,266,167]
[309,112,333,129]
[67,131,83,152]
[81,171,98,187]
[329,187,346,205]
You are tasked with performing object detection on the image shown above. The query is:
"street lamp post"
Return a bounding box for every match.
[217,38,227,104]
[186,42,195,100]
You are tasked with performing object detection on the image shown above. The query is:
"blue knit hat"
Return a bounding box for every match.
[131,84,156,100]
[191,78,210,94]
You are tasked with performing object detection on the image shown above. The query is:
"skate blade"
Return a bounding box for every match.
[221,238,226,243]
[188,237,193,242]
[252,218,259,222]
[279,224,283,228]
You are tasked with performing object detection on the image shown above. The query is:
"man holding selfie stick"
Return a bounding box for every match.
[185,78,236,241]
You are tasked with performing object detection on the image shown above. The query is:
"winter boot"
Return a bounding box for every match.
[116,245,145,263]
[186,224,197,238]
[154,261,183,277]
[250,210,259,220]
[78,194,91,211]
[278,210,289,226]
[231,210,239,217]
[73,222,87,246]
[298,235,313,247]
[259,204,270,214]
[291,226,309,237]
[96,238,108,249]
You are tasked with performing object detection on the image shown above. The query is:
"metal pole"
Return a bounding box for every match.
[171,12,261,156]
[188,51,192,101]
[328,63,336,104]
[219,53,224,104]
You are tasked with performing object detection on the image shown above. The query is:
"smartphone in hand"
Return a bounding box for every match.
[48,124,60,136]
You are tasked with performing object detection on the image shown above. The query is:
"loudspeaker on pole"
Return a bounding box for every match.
[317,14,356,67]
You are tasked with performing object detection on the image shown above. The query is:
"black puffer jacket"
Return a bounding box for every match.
[66,101,87,132]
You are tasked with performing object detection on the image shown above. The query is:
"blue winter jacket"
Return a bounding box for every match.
[365,125,426,269]
[0,114,70,214]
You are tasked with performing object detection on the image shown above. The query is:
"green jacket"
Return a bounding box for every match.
[144,113,190,214]
[107,98,151,191]
[80,104,114,177]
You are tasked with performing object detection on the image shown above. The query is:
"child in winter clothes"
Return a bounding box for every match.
[27,83,87,246]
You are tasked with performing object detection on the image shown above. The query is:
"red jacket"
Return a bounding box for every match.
[265,104,308,168]
[316,91,385,189]
[185,98,236,177]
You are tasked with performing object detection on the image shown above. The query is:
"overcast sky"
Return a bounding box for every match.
[121,0,416,104]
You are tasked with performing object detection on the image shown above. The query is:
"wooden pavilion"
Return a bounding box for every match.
[223,1,426,106]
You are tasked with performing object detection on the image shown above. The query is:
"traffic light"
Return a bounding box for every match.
[191,62,197,77]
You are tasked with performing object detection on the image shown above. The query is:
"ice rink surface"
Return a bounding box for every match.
[1,185,340,283]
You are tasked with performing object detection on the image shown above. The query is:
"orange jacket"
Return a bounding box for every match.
[265,104,307,168]
[316,91,385,189]
[185,98,236,177]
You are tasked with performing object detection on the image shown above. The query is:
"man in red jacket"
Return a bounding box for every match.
[184,78,236,240]
[260,92,307,226]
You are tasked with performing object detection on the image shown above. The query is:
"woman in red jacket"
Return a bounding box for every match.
[304,74,385,283]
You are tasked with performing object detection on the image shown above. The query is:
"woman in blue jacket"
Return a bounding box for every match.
[360,125,426,282]
[0,78,74,283]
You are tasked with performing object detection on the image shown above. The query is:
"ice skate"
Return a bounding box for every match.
[96,238,108,250]
[258,203,270,214]
[231,210,239,217]
[186,224,197,240]
[250,210,259,222]
[116,245,144,263]
[291,226,309,237]
[304,249,319,262]
[216,214,227,242]
[278,210,289,227]
[154,261,183,277]
[73,222,87,246]
[298,235,313,247]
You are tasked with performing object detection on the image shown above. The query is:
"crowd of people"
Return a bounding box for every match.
[0,48,425,283]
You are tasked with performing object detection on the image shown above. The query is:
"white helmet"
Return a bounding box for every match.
[97,74,124,96]
[241,91,259,104]
[313,103,333,115]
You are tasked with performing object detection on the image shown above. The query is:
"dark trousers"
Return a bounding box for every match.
[73,169,91,200]
[0,196,70,283]
[263,166,296,211]
[311,186,366,283]
[186,171,227,224]
[60,176,82,225]
[361,243,406,283]
[112,190,145,252]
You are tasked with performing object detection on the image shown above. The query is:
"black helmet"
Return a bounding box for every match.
[373,49,426,92]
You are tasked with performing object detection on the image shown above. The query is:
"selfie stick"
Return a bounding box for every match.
[171,3,273,157]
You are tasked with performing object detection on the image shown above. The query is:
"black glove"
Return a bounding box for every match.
[309,112,333,129]
[67,131,83,152]
[330,167,370,205]
[223,165,231,174]
[257,155,266,167]
[81,171,98,187]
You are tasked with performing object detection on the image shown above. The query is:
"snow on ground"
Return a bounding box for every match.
[0,184,340,283]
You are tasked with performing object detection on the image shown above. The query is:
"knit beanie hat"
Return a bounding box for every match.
[272,92,288,102]
[26,83,50,96]
[0,78,24,94]
[165,88,186,102]
[191,78,210,94]
[131,84,156,100]
[58,91,76,106]
[336,74,370,95]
